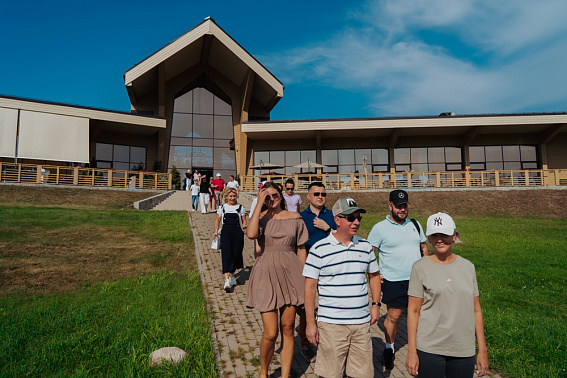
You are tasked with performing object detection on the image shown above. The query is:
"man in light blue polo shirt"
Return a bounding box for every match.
[367,189,428,370]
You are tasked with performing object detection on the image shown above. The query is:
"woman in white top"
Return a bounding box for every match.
[406,212,489,377]
[213,188,247,292]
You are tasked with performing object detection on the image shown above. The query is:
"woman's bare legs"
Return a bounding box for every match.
[259,310,279,377]
[279,305,297,378]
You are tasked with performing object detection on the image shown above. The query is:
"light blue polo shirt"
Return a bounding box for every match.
[367,216,426,282]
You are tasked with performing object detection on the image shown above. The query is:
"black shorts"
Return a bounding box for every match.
[381,279,409,308]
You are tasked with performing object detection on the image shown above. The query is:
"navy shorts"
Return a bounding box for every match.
[381,279,409,308]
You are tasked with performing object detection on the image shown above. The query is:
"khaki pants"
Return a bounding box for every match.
[315,321,373,378]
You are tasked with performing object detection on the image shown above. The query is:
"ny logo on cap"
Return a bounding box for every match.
[434,217,443,226]
[346,199,357,207]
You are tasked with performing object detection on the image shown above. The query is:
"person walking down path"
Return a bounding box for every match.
[245,182,308,378]
[213,173,226,210]
[367,189,428,370]
[283,178,302,213]
[190,181,200,211]
[226,175,240,196]
[213,188,247,293]
[406,212,489,378]
[298,181,336,362]
[303,197,382,378]
[199,174,212,214]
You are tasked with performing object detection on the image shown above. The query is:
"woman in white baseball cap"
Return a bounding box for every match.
[406,212,489,378]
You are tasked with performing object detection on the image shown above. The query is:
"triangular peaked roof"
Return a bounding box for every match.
[124,17,283,110]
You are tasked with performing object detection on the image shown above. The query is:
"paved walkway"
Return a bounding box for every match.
[153,191,496,378]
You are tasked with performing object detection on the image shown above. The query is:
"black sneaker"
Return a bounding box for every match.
[300,345,317,362]
[383,348,395,369]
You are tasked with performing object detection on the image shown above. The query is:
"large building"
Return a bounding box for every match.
[1,17,566,185]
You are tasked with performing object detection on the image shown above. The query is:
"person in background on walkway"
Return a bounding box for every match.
[226,175,239,196]
[213,188,247,292]
[208,176,216,212]
[212,173,226,210]
[298,181,336,362]
[367,189,428,370]
[283,178,301,212]
[406,212,488,377]
[199,174,212,214]
[249,181,267,215]
[246,182,308,378]
[190,180,200,211]
[184,169,192,191]
[303,197,381,378]
[193,169,201,185]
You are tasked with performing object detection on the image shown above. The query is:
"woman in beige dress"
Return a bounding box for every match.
[246,182,308,378]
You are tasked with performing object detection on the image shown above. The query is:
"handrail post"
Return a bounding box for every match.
[124,171,128,188]
[73,167,79,185]
[524,170,529,186]
[155,172,158,189]
[36,165,42,183]
[436,172,441,187]
[465,170,470,187]
[107,169,112,186]
[139,171,145,189]
[18,164,21,183]
[91,169,95,186]
[56,166,60,184]
[168,172,172,190]
[0,162,3,181]
[379,173,383,189]
[407,172,412,188]
[495,171,500,186]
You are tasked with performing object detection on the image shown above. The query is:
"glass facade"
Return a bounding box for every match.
[95,143,146,171]
[469,145,537,170]
[168,88,235,178]
[394,147,462,172]
[322,148,389,173]
[253,150,316,175]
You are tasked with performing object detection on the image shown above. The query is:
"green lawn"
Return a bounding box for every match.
[0,207,217,377]
[360,215,567,378]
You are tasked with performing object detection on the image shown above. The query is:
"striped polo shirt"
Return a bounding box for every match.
[303,232,379,325]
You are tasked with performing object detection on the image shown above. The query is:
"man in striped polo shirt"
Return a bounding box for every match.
[303,197,382,378]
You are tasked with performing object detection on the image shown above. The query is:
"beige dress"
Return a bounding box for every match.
[245,217,309,312]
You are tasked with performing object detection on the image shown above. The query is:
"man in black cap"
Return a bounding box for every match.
[367,189,428,370]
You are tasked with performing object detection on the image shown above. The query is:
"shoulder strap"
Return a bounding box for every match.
[410,218,424,257]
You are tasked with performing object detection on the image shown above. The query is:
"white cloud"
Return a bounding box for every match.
[263,0,567,116]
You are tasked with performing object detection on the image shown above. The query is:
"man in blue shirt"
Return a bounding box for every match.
[299,182,336,362]
[367,189,428,370]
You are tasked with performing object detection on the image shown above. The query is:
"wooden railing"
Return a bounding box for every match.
[240,169,567,192]
[0,162,172,190]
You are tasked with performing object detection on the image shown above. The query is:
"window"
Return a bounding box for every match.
[322,148,389,173]
[95,143,146,170]
[252,150,316,175]
[394,147,462,172]
[469,145,537,170]
[169,87,235,178]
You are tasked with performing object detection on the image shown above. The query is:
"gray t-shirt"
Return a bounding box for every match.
[408,255,479,357]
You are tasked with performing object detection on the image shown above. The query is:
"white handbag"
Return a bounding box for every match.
[210,233,221,250]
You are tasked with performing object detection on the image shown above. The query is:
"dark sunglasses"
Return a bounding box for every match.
[265,193,280,200]
[312,192,327,197]
[337,214,362,222]
[285,187,294,191]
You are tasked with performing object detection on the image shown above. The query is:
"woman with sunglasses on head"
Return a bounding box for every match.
[406,212,489,378]
[246,181,308,378]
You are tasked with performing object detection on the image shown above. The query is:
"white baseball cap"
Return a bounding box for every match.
[426,212,456,236]
[216,173,221,177]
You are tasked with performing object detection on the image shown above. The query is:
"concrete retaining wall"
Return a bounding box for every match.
[134,190,175,210]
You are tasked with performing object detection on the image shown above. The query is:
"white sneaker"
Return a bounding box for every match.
[224,279,231,292]
[229,274,237,287]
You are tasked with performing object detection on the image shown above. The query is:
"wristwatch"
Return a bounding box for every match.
[371,302,381,307]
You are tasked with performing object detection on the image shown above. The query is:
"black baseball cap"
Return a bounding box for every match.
[389,189,409,205]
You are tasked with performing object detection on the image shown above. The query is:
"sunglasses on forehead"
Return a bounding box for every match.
[312,192,327,197]
[337,214,362,222]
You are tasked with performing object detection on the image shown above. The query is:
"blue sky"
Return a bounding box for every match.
[1,0,566,120]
